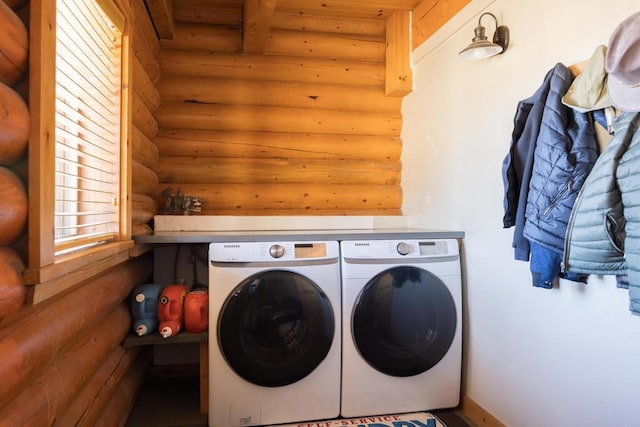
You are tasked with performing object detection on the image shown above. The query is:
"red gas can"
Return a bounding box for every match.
[157,284,188,338]
[184,290,209,333]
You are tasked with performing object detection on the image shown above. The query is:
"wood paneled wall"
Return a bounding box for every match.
[153,1,403,215]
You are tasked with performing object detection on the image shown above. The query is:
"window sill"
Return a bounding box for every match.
[24,240,135,303]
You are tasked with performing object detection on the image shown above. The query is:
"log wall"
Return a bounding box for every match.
[131,0,160,235]
[0,0,29,323]
[153,1,403,215]
[0,1,157,425]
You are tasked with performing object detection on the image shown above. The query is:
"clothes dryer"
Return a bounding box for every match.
[209,241,341,427]
[340,239,462,417]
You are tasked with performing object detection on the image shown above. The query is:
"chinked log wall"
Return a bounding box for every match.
[153,3,404,215]
[0,0,157,425]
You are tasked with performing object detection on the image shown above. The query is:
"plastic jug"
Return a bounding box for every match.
[184,289,209,333]
[130,283,164,336]
[157,284,188,338]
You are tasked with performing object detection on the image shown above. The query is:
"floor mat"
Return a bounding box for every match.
[268,412,446,427]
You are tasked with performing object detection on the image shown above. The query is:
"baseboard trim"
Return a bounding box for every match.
[461,395,506,427]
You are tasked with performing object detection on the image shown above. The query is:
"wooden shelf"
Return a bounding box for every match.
[122,331,208,348]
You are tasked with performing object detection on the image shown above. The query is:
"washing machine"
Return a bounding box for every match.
[340,239,462,417]
[209,241,341,427]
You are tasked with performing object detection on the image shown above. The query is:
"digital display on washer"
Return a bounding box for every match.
[294,243,326,258]
[418,241,447,256]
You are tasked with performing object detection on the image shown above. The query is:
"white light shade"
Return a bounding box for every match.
[458,40,504,59]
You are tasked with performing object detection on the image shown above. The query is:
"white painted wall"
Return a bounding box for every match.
[402,0,640,425]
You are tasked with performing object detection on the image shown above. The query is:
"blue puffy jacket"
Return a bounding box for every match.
[503,63,599,288]
[523,65,599,256]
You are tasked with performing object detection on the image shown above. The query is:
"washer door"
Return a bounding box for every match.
[218,269,335,387]
[352,266,457,377]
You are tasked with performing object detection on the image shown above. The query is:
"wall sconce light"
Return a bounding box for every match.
[458,12,509,59]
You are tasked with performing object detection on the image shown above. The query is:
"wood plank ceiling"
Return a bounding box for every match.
[146,0,423,43]
[144,0,472,54]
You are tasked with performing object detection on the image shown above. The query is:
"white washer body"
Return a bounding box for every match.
[209,241,341,427]
[340,239,462,417]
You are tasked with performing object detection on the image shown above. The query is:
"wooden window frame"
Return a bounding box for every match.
[27,0,133,303]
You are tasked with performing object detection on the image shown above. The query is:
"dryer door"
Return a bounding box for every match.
[218,269,335,387]
[352,266,456,377]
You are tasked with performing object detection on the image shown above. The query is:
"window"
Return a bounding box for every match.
[28,0,133,300]
[55,0,122,255]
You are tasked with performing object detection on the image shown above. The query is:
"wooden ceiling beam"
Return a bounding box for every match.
[411,0,471,49]
[243,0,277,53]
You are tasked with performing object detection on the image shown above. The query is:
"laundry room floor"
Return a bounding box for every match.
[125,370,476,427]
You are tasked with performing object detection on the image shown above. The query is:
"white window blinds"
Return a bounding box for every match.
[54,0,123,255]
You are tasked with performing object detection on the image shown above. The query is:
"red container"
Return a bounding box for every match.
[184,290,209,333]
[157,284,188,338]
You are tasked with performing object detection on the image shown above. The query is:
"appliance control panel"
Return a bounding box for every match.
[341,239,458,260]
[210,241,339,262]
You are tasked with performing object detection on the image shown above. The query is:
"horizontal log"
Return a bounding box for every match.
[61,348,151,427]
[132,193,157,224]
[132,91,159,140]
[154,129,401,160]
[173,0,243,26]
[271,12,386,36]
[54,347,141,426]
[144,0,175,40]
[156,102,402,136]
[0,247,26,321]
[185,207,402,216]
[156,157,401,185]
[132,223,153,236]
[132,126,160,168]
[158,76,400,113]
[0,305,130,426]
[0,82,29,165]
[160,21,242,52]
[265,29,385,61]
[275,0,417,20]
[131,0,160,84]
[93,350,149,427]
[160,50,385,87]
[0,0,27,86]
[131,0,160,55]
[0,166,27,246]
[0,255,152,403]
[132,30,160,84]
[153,183,402,211]
[3,0,28,10]
[132,160,160,196]
[133,55,161,111]
[243,0,276,53]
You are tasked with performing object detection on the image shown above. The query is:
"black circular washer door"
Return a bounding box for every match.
[218,269,335,387]
[353,266,457,377]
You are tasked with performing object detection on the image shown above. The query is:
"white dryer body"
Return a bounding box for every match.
[340,239,462,417]
[209,241,341,427]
